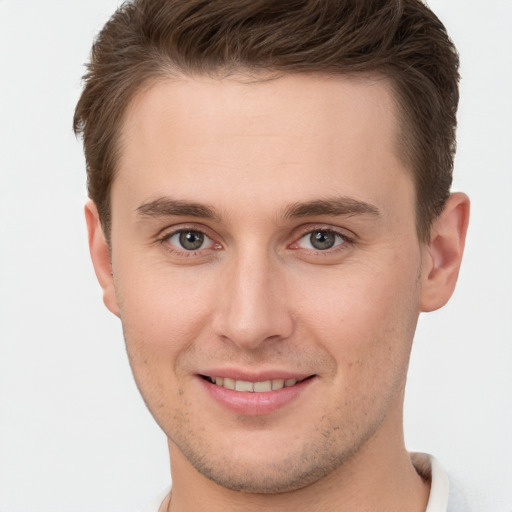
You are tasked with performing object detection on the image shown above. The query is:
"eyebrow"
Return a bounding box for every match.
[136,196,381,222]
[283,197,381,219]
[136,198,220,221]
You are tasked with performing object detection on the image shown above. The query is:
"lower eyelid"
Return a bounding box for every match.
[160,229,222,254]
[158,227,352,254]
[295,230,349,250]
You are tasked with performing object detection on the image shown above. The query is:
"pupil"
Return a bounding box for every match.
[310,230,335,250]
[179,231,204,250]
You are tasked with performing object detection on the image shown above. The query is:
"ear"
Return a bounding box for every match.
[420,193,470,312]
[84,200,120,317]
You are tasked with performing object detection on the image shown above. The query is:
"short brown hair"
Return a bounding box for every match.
[74,0,459,242]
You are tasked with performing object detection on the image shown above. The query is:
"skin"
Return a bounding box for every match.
[86,73,469,512]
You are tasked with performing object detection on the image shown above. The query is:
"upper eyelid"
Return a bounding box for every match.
[298,229,347,242]
[158,228,219,257]
[292,230,351,251]
[157,223,218,241]
[293,224,356,241]
[155,223,356,247]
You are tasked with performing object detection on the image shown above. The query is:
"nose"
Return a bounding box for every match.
[212,247,294,350]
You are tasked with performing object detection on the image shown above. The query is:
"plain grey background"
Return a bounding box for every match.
[0,1,511,511]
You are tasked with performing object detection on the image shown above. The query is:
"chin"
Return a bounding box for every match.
[173,427,357,494]
[192,456,337,494]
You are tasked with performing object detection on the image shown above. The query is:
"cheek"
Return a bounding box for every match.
[113,266,216,425]
[114,260,217,367]
[293,256,421,380]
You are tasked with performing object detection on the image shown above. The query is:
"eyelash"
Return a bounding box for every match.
[157,226,220,257]
[156,224,355,257]
[291,227,353,253]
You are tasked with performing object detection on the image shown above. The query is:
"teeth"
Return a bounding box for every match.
[253,380,272,392]
[223,377,235,390]
[235,380,254,392]
[271,379,284,390]
[207,376,299,392]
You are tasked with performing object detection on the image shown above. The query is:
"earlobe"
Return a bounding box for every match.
[419,193,470,312]
[84,201,120,317]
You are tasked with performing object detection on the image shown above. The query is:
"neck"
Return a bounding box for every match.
[164,405,429,512]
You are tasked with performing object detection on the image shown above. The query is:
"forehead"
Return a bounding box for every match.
[114,73,413,222]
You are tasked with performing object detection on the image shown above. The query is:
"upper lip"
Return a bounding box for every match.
[198,369,314,382]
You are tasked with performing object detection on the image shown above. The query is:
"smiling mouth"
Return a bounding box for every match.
[200,375,314,392]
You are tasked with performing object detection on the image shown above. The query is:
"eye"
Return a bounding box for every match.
[296,229,347,250]
[165,230,215,251]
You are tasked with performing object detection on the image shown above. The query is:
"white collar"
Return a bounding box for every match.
[411,452,450,512]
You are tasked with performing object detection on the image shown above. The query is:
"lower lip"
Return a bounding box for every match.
[199,377,315,416]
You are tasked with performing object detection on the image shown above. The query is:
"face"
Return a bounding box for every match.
[105,73,427,492]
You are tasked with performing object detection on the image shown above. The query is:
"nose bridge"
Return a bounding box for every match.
[214,243,292,349]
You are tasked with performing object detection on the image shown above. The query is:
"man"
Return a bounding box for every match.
[74,1,470,510]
